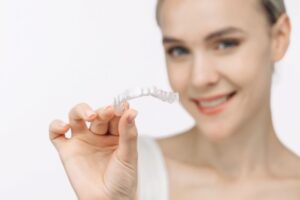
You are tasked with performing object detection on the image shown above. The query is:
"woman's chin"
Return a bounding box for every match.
[195,124,233,142]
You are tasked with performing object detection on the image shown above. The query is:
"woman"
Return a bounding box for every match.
[49,0,300,199]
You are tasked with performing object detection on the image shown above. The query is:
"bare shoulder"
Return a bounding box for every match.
[274,148,300,194]
[155,128,194,159]
[282,149,300,179]
[156,132,183,151]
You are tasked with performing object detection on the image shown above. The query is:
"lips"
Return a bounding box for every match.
[192,91,237,115]
[195,91,235,101]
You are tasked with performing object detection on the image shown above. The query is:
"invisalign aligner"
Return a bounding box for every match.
[113,86,179,115]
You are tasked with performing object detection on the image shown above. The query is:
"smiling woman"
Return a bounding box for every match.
[49,0,300,199]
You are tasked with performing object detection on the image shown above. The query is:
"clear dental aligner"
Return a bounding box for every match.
[113,86,179,115]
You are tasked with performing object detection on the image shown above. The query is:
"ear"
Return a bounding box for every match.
[270,13,291,62]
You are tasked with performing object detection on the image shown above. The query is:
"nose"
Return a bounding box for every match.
[190,54,220,88]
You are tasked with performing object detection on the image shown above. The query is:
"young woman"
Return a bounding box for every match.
[49,0,300,199]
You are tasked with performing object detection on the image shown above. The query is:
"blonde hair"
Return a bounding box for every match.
[156,0,286,25]
[262,0,286,24]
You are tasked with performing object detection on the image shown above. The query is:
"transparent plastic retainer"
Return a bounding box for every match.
[113,86,179,116]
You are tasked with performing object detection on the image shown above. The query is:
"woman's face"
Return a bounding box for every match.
[159,0,283,140]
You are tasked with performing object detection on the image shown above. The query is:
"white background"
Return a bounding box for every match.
[0,0,299,199]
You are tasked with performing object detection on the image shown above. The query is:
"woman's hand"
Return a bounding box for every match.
[49,102,138,200]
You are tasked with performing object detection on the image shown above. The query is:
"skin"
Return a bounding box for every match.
[156,0,300,199]
[50,0,300,199]
[49,102,139,200]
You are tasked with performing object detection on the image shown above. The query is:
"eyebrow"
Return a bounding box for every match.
[162,27,245,44]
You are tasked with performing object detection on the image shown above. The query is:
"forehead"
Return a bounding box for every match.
[159,0,265,38]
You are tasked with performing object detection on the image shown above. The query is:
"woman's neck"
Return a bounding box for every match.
[189,109,285,180]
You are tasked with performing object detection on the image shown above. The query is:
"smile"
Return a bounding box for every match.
[192,91,237,115]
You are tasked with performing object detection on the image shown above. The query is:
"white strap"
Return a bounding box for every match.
[137,136,169,200]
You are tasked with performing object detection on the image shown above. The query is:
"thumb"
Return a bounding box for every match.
[117,109,138,164]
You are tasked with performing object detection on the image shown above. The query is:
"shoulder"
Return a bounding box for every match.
[279,147,300,196]
[281,149,300,178]
[272,147,300,185]
[155,128,195,161]
[136,133,180,159]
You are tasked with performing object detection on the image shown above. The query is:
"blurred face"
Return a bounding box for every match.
[158,0,277,140]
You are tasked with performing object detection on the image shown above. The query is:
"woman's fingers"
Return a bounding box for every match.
[49,119,70,149]
[117,109,138,164]
[108,117,121,136]
[109,101,130,136]
[68,103,97,135]
[89,106,114,135]
[50,102,138,163]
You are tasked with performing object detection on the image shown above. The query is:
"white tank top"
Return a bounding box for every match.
[137,136,169,200]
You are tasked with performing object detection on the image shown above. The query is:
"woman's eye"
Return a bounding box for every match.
[216,39,240,50]
[166,47,189,57]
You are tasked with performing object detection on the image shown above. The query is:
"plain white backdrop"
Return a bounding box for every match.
[0,0,299,199]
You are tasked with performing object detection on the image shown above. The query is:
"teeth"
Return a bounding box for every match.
[198,96,228,108]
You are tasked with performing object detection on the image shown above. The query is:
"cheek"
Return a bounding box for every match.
[220,41,273,88]
[167,63,190,92]
[220,42,274,118]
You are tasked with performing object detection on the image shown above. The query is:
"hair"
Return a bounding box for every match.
[156,0,286,26]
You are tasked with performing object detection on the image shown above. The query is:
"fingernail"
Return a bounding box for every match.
[127,111,138,125]
[100,106,112,119]
[85,110,96,119]
[119,102,126,111]
[114,102,125,116]
[123,101,130,110]
[59,122,67,128]
[104,105,111,111]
